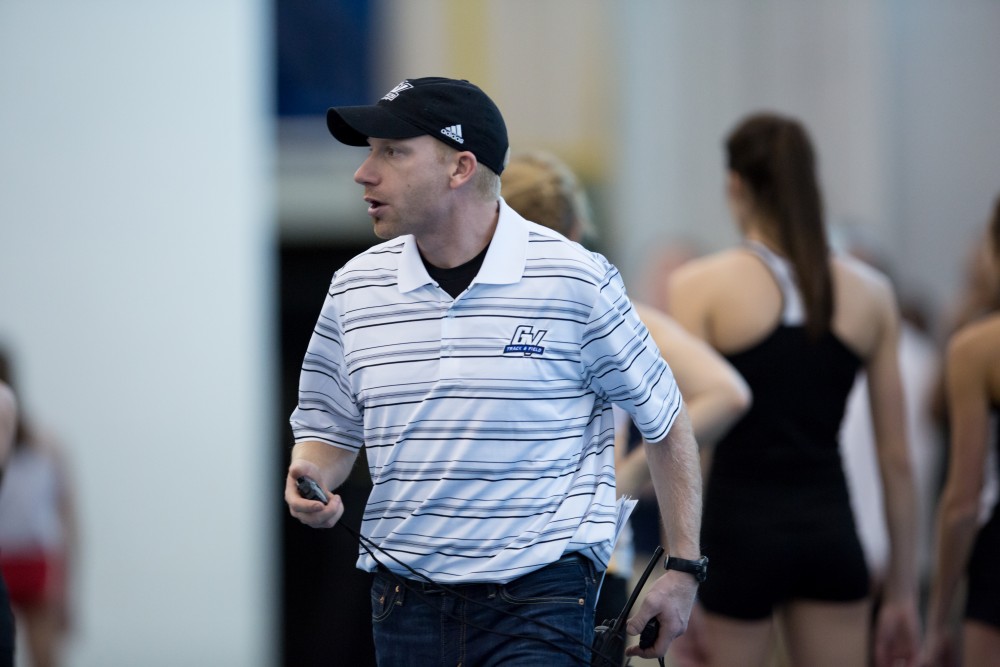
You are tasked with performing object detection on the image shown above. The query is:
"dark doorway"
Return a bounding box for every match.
[279,240,377,667]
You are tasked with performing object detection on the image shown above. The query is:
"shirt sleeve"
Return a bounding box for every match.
[580,261,682,443]
[288,283,365,452]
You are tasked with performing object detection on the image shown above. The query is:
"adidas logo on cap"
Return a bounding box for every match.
[440,124,464,144]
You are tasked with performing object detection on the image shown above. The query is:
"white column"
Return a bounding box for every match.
[0,2,275,665]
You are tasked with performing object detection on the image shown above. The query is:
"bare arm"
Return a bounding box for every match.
[624,406,703,660]
[866,284,921,667]
[285,440,360,529]
[922,320,998,666]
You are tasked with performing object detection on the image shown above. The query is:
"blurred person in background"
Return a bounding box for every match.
[502,150,751,664]
[0,379,17,666]
[0,347,78,667]
[927,217,1000,430]
[668,112,921,667]
[922,195,1000,667]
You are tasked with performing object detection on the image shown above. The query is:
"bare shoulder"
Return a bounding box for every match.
[827,254,901,358]
[670,247,763,295]
[673,247,756,278]
[832,253,895,305]
[669,247,784,349]
[947,313,1000,402]
[949,313,1000,363]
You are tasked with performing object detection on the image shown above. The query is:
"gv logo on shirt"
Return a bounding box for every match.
[503,325,547,356]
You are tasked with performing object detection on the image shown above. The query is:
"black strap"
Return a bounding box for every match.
[591,546,665,666]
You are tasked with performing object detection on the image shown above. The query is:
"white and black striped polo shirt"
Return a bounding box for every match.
[290,199,682,584]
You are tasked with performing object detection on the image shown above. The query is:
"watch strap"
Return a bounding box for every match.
[663,555,708,583]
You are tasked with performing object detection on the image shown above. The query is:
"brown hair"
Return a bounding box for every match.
[726,113,833,338]
[0,345,29,447]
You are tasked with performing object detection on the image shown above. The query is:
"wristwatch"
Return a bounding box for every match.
[663,555,709,583]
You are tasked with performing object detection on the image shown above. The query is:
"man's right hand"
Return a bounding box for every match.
[285,461,345,529]
[624,570,699,660]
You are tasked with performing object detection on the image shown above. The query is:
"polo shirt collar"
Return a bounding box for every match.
[396,198,528,293]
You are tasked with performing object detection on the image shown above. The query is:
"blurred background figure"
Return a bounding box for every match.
[668,113,920,667]
[927,221,1000,430]
[499,149,598,244]
[0,347,78,667]
[502,150,750,664]
[922,195,1000,667]
[0,379,18,667]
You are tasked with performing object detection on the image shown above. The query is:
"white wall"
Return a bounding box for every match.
[0,2,275,666]
[885,0,1000,322]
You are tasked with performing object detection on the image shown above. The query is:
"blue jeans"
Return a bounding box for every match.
[370,553,599,666]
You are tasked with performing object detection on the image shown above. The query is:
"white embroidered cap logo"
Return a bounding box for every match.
[381,81,413,102]
[440,124,464,144]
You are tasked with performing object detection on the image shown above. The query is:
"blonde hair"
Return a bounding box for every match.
[500,151,594,241]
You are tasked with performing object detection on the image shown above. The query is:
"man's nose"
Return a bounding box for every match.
[354,154,376,185]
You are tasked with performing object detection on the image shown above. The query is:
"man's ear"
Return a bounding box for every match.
[448,151,478,189]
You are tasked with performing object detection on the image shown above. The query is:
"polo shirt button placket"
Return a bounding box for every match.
[441,306,457,371]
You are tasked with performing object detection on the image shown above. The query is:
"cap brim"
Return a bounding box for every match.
[326,106,426,146]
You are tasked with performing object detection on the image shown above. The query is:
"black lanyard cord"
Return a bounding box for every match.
[337,520,622,666]
[592,546,666,667]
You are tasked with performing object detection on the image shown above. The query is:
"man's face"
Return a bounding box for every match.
[353,135,453,240]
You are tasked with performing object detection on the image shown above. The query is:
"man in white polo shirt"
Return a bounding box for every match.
[284,76,704,666]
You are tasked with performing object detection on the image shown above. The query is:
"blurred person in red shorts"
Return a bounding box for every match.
[0,377,17,666]
[0,348,77,667]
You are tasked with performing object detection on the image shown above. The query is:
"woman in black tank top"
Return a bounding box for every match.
[924,197,1000,667]
[668,113,921,667]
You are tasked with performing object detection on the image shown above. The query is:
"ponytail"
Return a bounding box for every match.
[727,114,833,338]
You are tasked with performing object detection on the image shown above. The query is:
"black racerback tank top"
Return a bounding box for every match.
[709,242,863,495]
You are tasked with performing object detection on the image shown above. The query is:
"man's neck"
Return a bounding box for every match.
[417,199,500,268]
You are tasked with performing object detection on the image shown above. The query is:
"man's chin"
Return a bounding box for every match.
[371,219,402,240]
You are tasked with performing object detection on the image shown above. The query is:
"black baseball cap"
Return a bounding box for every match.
[326,77,510,175]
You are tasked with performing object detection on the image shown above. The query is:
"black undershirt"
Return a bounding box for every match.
[421,243,490,298]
